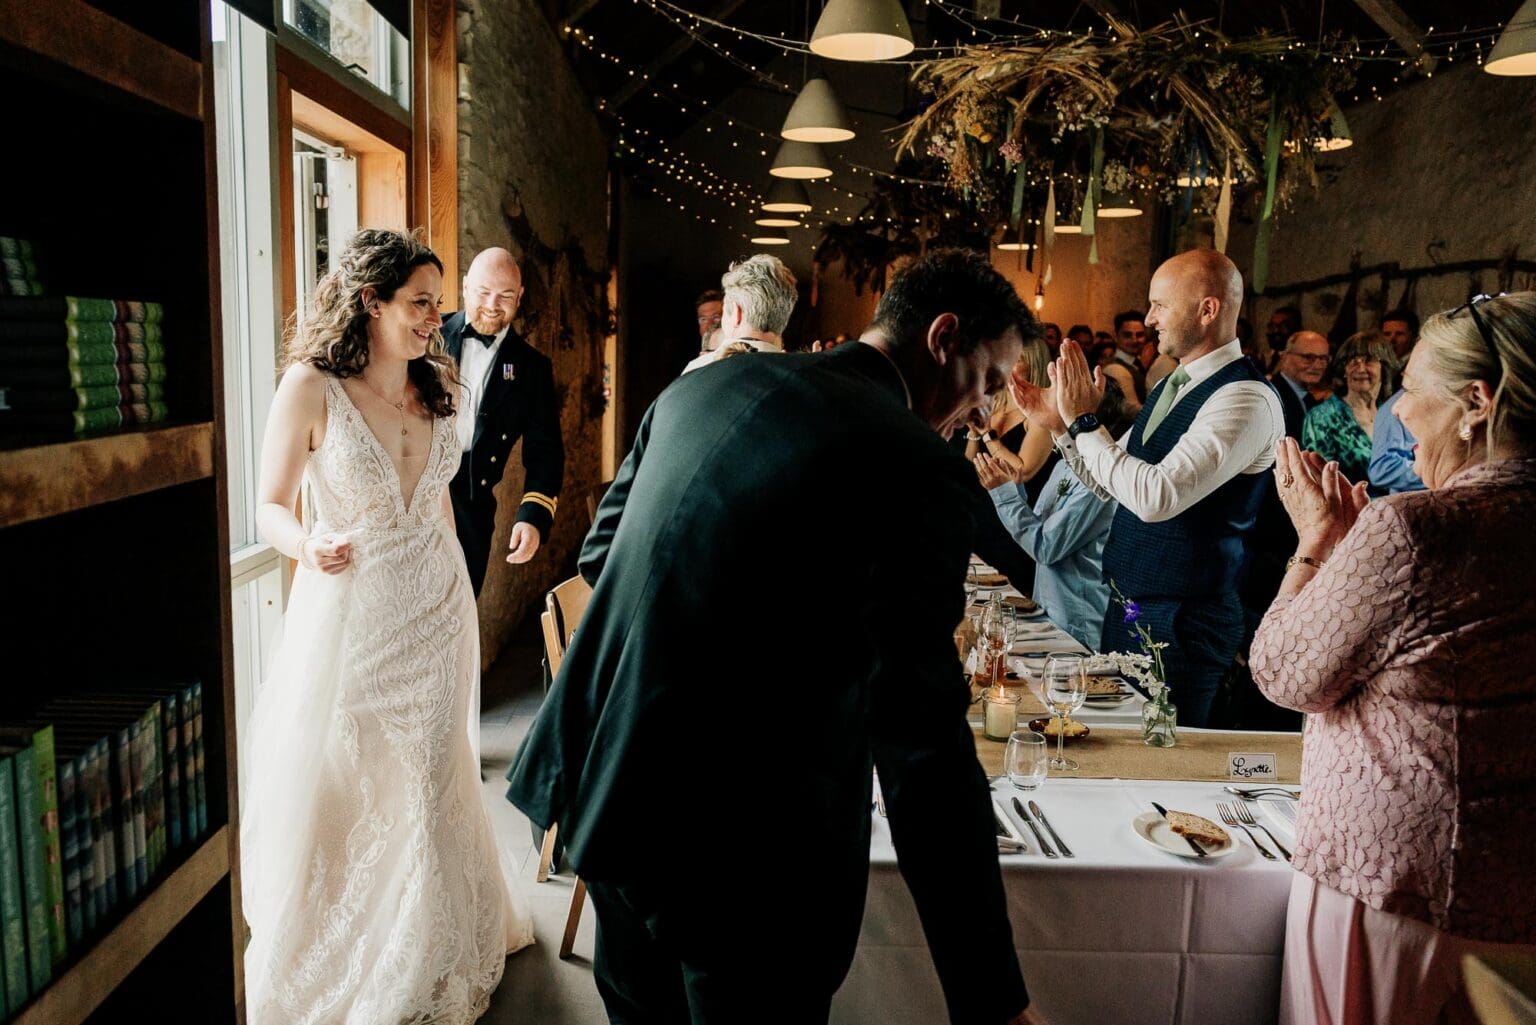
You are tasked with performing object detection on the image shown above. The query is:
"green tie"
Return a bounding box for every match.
[1141,366,1191,442]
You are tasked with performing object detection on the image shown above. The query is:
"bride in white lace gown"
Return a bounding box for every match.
[242,230,533,1025]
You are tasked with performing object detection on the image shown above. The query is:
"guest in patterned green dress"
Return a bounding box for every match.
[1302,330,1400,489]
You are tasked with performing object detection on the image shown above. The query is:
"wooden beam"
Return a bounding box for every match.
[423,0,459,305]
[1351,0,1438,74]
[608,0,747,109]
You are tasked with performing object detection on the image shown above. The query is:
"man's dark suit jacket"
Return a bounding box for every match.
[506,343,1027,1022]
[442,312,564,595]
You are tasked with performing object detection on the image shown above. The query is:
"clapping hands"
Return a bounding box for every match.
[1273,438,1370,557]
[974,450,1021,490]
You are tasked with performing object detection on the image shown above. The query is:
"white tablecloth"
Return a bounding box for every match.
[833,779,1297,1025]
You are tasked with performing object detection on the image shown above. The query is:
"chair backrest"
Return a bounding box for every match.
[540,609,566,678]
[545,574,594,661]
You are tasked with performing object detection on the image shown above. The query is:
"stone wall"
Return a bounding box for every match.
[1229,65,1536,342]
[457,0,610,666]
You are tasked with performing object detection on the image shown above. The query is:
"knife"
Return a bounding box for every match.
[1028,800,1074,858]
[1012,797,1057,858]
[1151,801,1207,858]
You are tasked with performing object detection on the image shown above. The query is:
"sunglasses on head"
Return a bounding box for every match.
[1448,292,1508,368]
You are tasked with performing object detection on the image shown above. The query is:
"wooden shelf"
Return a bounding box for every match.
[13,826,231,1025]
[0,0,202,121]
[0,422,214,529]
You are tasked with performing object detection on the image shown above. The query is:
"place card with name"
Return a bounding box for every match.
[1228,752,1278,781]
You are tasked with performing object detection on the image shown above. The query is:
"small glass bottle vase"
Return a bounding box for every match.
[1141,688,1178,748]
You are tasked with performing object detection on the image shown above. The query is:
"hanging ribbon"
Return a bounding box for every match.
[1010,164,1027,231]
[1043,178,1056,287]
[1253,96,1284,293]
[1081,125,1105,266]
[1214,154,1233,254]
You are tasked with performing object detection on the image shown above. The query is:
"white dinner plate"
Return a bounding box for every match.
[1131,811,1236,860]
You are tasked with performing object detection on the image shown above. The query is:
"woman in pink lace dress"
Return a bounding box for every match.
[1251,292,1536,1025]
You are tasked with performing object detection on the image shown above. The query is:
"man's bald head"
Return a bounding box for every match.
[1144,248,1246,361]
[463,247,524,336]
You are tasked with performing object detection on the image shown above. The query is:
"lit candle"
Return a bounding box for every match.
[983,689,1021,742]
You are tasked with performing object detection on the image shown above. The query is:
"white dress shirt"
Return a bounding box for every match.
[1055,339,1283,524]
[457,324,507,453]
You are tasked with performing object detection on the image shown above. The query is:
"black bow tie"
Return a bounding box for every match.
[464,325,499,348]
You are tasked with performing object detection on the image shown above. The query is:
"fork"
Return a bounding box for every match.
[1224,786,1299,800]
[1232,800,1292,859]
[1217,802,1276,860]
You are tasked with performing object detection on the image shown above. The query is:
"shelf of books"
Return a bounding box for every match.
[0,2,241,1024]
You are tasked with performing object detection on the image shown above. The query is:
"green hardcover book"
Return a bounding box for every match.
[3,746,53,992]
[0,727,64,966]
[83,740,114,916]
[138,706,164,875]
[0,754,26,1011]
[0,236,32,259]
[55,759,81,949]
[177,687,196,842]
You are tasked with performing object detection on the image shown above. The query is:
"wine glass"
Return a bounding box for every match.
[1005,730,1048,790]
[1042,652,1088,770]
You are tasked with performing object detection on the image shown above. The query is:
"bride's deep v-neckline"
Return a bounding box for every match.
[330,377,433,516]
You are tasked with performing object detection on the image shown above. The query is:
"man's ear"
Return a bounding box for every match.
[926,312,960,366]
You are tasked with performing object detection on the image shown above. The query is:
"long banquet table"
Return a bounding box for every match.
[833,583,1302,1025]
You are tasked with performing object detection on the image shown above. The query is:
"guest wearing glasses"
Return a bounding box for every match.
[1301,330,1399,488]
[1272,330,1331,430]
[1253,292,1536,1025]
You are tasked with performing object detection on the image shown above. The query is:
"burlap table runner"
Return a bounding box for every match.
[973,725,1303,784]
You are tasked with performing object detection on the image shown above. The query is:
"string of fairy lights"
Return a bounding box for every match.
[568,0,1526,245]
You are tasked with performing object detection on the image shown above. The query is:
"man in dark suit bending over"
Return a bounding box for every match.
[441,247,564,596]
[507,250,1046,1025]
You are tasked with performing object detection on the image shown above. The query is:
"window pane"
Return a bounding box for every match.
[284,0,409,107]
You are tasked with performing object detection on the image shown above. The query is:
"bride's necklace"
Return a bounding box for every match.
[359,371,410,438]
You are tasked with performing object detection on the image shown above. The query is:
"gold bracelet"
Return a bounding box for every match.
[1286,554,1325,572]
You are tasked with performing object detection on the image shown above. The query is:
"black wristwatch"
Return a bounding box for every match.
[1067,413,1100,439]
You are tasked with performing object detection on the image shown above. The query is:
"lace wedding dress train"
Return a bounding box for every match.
[241,375,533,1025]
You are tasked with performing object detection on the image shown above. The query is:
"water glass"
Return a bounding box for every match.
[1005,730,1048,790]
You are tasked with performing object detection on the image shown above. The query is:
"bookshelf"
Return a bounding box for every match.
[0,2,241,1024]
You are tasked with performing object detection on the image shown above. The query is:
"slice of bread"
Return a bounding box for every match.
[1040,717,1088,737]
[1085,677,1124,695]
[1167,811,1229,847]
[1002,595,1039,612]
[973,572,1008,586]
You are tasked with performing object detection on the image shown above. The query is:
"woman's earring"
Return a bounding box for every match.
[1458,421,1474,442]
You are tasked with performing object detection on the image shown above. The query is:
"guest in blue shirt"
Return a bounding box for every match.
[1369,389,1426,493]
[973,380,1131,648]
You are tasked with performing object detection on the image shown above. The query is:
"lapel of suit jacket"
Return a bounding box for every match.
[472,328,522,449]
[443,311,466,364]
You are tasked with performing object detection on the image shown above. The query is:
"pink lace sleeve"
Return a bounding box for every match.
[1250,500,1416,712]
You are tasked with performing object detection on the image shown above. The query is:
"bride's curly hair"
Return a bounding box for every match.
[284,228,457,417]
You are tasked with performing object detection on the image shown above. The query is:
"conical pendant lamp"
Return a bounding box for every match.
[781,76,855,143]
[750,235,792,246]
[1487,0,1536,75]
[769,140,833,180]
[755,216,804,227]
[762,179,814,213]
[809,0,914,62]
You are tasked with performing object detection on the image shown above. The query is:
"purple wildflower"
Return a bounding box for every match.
[1122,600,1140,624]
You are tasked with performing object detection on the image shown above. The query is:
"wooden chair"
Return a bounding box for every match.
[533,574,594,959]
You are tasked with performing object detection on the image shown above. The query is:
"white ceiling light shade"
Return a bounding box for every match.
[781,76,855,143]
[1487,0,1536,75]
[762,179,813,213]
[755,216,803,227]
[995,242,1034,251]
[750,235,792,246]
[1052,223,1083,234]
[769,140,834,179]
[1312,98,1353,151]
[1096,193,1144,218]
[808,0,915,62]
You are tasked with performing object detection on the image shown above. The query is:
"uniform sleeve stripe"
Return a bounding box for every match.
[523,493,558,515]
